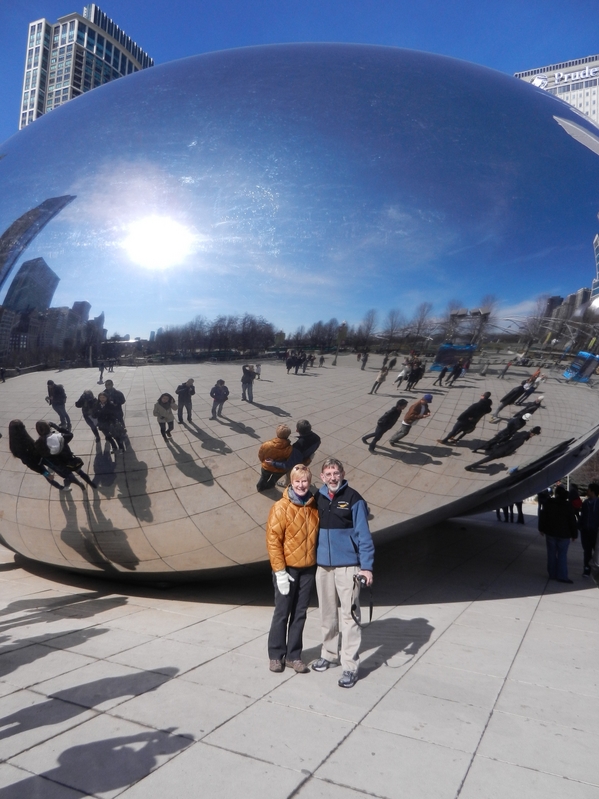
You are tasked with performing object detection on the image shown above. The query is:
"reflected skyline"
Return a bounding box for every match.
[1,44,599,339]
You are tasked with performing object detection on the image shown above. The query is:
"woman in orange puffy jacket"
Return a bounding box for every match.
[266,464,319,675]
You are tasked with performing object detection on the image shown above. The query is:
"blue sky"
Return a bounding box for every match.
[2,2,599,338]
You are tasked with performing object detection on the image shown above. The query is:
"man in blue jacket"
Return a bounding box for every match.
[312,458,374,688]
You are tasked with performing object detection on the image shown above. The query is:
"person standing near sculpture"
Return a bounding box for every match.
[94,392,126,453]
[209,379,229,419]
[578,482,599,578]
[103,380,126,426]
[432,365,448,386]
[153,393,177,440]
[8,419,64,491]
[490,381,527,421]
[241,364,256,402]
[538,484,578,583]
[266,464,319,673]
[312,458,374,688]
[34,421,96,491]
[75,389,101,442]
[465,426,541,471]
[45,380,71,430]
[389,394,433,445]
[175,378,195,423]
[362,399,408,452]
[369,366,389,394]
[437,392,492,445]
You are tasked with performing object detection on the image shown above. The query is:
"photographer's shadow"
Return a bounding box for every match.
[359,616,434,676]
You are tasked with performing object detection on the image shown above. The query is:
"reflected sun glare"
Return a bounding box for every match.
[122,215,194,270]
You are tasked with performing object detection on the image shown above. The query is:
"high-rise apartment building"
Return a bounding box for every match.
[3,258,59,313]
[20,3,153,130]
[515,54,599,127]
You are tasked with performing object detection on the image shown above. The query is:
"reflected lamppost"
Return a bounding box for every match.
[332,321,347,366]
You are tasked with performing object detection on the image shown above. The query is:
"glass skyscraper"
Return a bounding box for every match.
[20,3,153,130]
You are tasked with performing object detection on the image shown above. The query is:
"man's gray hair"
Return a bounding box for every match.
[321,457,344,473]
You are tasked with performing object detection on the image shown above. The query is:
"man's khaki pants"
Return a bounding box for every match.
[316,565,361,673]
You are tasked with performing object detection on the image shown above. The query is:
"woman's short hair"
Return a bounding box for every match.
[290,464,312,483]
[36,420,51,436]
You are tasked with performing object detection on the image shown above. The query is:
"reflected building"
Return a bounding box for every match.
[515,54,599,127]
[20,3,153,129]
[3,257,59,313]
[0,196,75,290]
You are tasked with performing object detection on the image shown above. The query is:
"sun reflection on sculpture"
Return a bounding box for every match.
[122,216,195,270]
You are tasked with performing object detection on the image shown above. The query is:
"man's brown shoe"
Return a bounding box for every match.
[269,658,285,673]
[287,659,310,673]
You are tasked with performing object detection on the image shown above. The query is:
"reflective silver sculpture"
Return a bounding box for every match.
[0,44,598,579]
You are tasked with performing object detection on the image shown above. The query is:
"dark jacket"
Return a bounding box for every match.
[377,406,403,432]
[482,416,526,450]
[75,392,96,417]
[487,430,533,459]
[539,496,578,539]
[49,384,66,404]
[315,482,374,570]
[210,384,229,402]
[241,365,256,384]
[579,497,599,535]
[176,383,195,402]
[512,401,543,419]
[457,397,492,423]
[271,430,322,470]
[500,385,525,405]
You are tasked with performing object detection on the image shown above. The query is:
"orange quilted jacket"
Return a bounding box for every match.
[266,488,319,572]
[258,436,293,474]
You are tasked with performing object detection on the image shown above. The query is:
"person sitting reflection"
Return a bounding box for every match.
[35,420,96,492]
[93,392,126,454]
[8,419,65,491]
[75,390,101,442]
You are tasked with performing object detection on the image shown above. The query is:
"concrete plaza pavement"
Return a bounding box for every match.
[0,507,597,798]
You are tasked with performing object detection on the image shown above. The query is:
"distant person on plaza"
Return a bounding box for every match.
[75,389,101,442]
[45,380,71,430]
[406,362,424,391]
[438,392,492,445]
[360,353,369,370]
[98,361,105,383]
[286,355,294,374]
[319,355,325,367]
[266,464,319,674]
[103,379,126,426]
[465,426,541,471]
[474,413,531,453]
[9,419,64,491]
[153,393,177,441]
[388,357,397,371]
[369,366,389,394]
[389,394,433,445]
[241,363,256,402]
[266,420,322,486]
[34,420,96,491]
[175,378,195,423]
[580,482,599,578]
[446,361,462,386]
[514,374,544,405]
[0,367,5,383]
[257,424,293,492]
[538,484,578,583]
[362,399,408,453]
[93,392,126,453]
[312,458,374,689]
[209,379,229,419]
[489,381,527,422]
[255,363,262,380]
[432,365,448,386]
[499,360,512,378]
[393,364,409,389]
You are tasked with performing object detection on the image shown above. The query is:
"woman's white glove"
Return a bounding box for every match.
[275,569,295,595]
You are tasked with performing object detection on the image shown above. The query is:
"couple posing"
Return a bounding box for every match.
[266,458,374,689]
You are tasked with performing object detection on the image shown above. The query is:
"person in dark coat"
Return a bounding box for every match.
[9,419,64,490]
[490,381,527,421]
[267,419,322,485]
[176,378,195,423]
[473,413,531,453]
[511,396,544,420]
[75,390,101,442]
[362,400,408,452]
[210,379,229,419]
[432,366,448,386]
[538,484,578,583]
[438,392,492,445]
[103,380,126,425]
[465,427,541,471]
[46,380,71,430]
[93,392,126,453]
[445,361,462,386]
[241,364,256,402]
[579,482,599,577]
